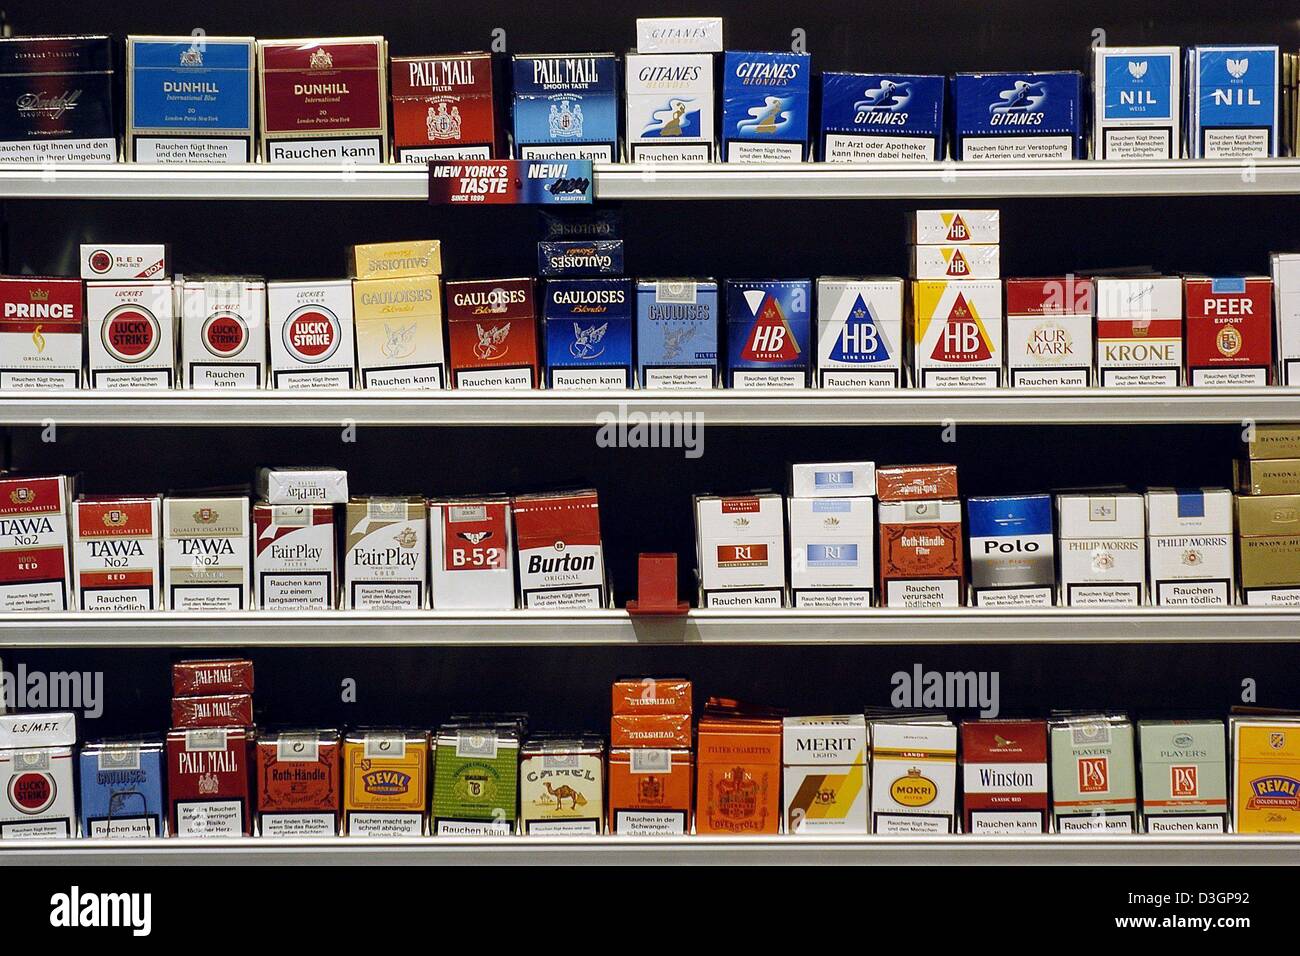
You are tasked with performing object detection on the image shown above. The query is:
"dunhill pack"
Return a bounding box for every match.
[79,739,165,838]
[952,71,1083,160]
[1146,488,1234,606]
[820,72,945,162]
[181,278,267,389]
[625,53,715,162]
[429,498,515,609]
[694,493,787,608]
[353,274,446,389]
[86,281,177,389]
[267,279,357,388]
[0,711,76,838]
[967,494,1055,607]
[725,279,811,388]
[783,715,868,833]
[343,729,429,836]
[721,51,810,163]
[513,490,607,609]
[1056,492,1146,607]
[1091,47,1180,159]
[1184,276,1273,386]
[163,496,251,611]
[1005,276,1094,387]
[816,277,904,388]
[343,497,428,610]
[544,278,634,389]
[961,719,1048,834]
[256,730,342,837]
[911,279,1003,388]
[637,279,718,388]
[166,727,253,837]
[512,53,619,162]
[252,503,336,609]
[391,52,497,162]
[1272,253,1300,385]
[1138,719,1227,833]
[0,276,83,389]
[0,474,72,611]
[73,496,161,611]
[1186,45,1279,158]
[446,277,539,389]
[1095,276,1183,387]
[869,719,957,834]
[788,497,874,608]
[1049,715,1137,833]
[0,36,116,163]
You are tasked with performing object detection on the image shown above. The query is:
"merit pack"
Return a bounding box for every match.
[1138,719,1227,834]
[1050,714,1137,833]
[163,496,251,611]
[1091,46,1181,159]
[967,494,1055,607]
[721,51,810,163]
[180,278,267,389]
[961,719,1048,834]
[820,72,944,162]
[73,496,161,611]
[0,36,115,162]
[725,279,811,387]
[429,498,515,609]
[252,503,336,609]
[1146,488,1235,606]
[1057,492,1146,607]
[0,712,77,838]
[911,279,1003,388]
[1186,45,1279,158]
[1184,276,1273,386]
[952,71,1083,160]
[783,715,868,833]
[391,52,497,162]
[1006,276,1093,387]
[267,279,357,388]
[694,493,787,609]
[637,278,719,388]
[446,278,539,389]
[544,278,634,388]
[816,277,904,388]
[0,474,72,611]
[86,281,177,389]
[0,276,83,389]
[625,53,715,162]
[1095,276,1183,387]
[513,490,607,609]
[512,53,619,162]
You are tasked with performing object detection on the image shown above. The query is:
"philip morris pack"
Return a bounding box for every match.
[820,72,944,162]
[952,71,1083,160]
[181,279,267,389]
[625,53,715,162]
[429,498,515,609]
[783,715,868,834]
[695,493,787,608]
[869,719,957,834]
[961,719,1048,834]
[0,276,83,389]
[1095,276,1183,387]
[446,278,539,389]
[1057,492,1146,606]
[1272,253,1300,385]
[1231,716,1300,833]
[1050,714,1137,833]
[391,52,497,162]
[1146,488,1235,606]
[73,496,161,612]
[721,51,810,163]
[513,490,607,608]
[353,274,446,389]
[512,53,619,162]
[816,278,904,388]
[163,496,251,611]
[253,503,336,609]
[637,279,719,388]
[126,36,255,163]
[79,739,165,838]
[967,494,1055,607]
[0,474,72,611]
[544,278,634,388]
[1005,277,1094,387]
[1184,276,1273,386]
[788,497,874,608]
[86,281,177,389]
[725,279,811,387]
[344,497,428,610]
[911,279,1003,388]
[1138,719,1227,834]
[0,712,76,838]
[0,36,115,163]
[267,279,357,388]
[1092,47,1180,159]
[1186,45,1279,158]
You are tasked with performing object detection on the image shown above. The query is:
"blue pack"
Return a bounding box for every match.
[820,72,945,161]
[538,240,624,277]
[544,278,634,388]
[725,279,811,387]
[1091,47,1180,159]
[513,53,620,162]
[79,739,166,838]
[721,51,811,162]
[637,279,719,388]
[1186,46,1278,158]
[951,71,1083,160]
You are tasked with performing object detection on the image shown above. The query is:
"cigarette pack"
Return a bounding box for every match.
[1245,424,1300,460]
[256,730,342,837]
[252,503,336,610]
[1091,47,1181,159]
[636,18,724,54]
[540,209,622,241]
[1057,492,1146,606]
[512,53,619,162]
[353,274,445,389]
[163,496,252,611]
[721,51,810,163]
[257,37,388,164]
[520,736,604,834]
[869,719,957,834]
[172,658,254,697]
[961,719,1048,834]
[788,496,875,608]
[446,277,539,389]
[256,466,349,504]
[180,278,267,389]
[543,278,634,389]
[0,276,84,389]
[1095,276,1183,387]
[1184,276,1273,386]
[343,497,428,610]
[878,499,964,607]
[1005,276,1094,387]
[126,36,256,164]
[73,496,161,612]
[952,71,1083,160]
[538,240,624,278]
[1231,716,1300,833]
[0,712,76,838]
[86,281,177,389]
[429,498,515,609]
[267,279,357,389]
[1235,458,1300,496]
[967,495,1055,608]
[1146,488,1235,606]
[911,210,1001,246]
[815,278,904,388]
[696,712,782,834]
[1271,253,1300,385]
[166,727,254,837]
[80,244,168,281]
[725,279,811,388]
[171,694,254,729]
[350,240,443,280]
[79,739,165,838]
[1138,719,1227,833]
[512,490,607,609]
[607,748,693,835]
[876,464,958,502]
[610,714,692,749]
[791,461,876,499]
[342,729,429,836]
[1236,494,1300,606]
[391,52,497,162]
[432,724,520,835]
[819,72,945,162]
[1049,715,1137,833]
[0,36,115,163]
[1186,45,1279,158]
[611,677,692,716]
[0,474,72,612]
[637,279,719,388]
[910,245,1001,280]
[911,279,1003,388]
[694,493,787,608]
[626,53,714,162]
[783,715,868,833]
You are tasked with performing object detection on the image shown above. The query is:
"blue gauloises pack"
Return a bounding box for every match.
[538,240,624,277]
[721,51,811,163]
[819,72,945,162]
[1185,45,1278,158]
[79,739,166,838]
[951,71,1083,160]
[513,53,620,162]
[126,35,255,163]
[1091,47,1181,159]
[545,278,634,388]
[539,208,622,240]
[637,279,719,388]
[725,279,811,387]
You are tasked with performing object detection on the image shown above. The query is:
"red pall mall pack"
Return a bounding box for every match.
[445,278,540,389]
[1183,276,1273,386]
[429,497,516,609]
[0,276,84,389]
[166,727,254,837]
[72,496,162,611]
[512,490,608,608]
[0,474,73,611]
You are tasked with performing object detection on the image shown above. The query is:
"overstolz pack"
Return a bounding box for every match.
[0,474,72,612]
[820,72,945,162]
[73,496,161,612]
[721,51,810,163]
[0,276,84,389]
[816,277,904,388]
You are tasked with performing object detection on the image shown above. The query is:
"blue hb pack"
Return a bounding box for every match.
[79,739,166,838]
[637,279,719,388]
[966,494,1056,607]
[125,35,255,163]
[513,53,620,162]
[819,72,945,161]
[538,240,624,277]
[1186,45,1278,158]
[725,279,811,387]
[1091,47,1180,159]
[721,51,811,163]
[544,278,634,388]
[951,71,1083,160]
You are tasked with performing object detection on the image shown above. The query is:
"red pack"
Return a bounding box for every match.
[1184,277,1273,386]
[390,53,497,162]
[256,730,342,836]
[166,727,254,837]
[172,659,255,697]
[960,719,1049,834]
[171,694,254,729]
[445,278,539,389]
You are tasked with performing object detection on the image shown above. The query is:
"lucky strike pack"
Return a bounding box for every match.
[180,278,267,389]
[0,276,83,389]
[73,496,161,612]
[0,474,73,612]
[86,281,177,389]
[1183,276,1273,386]
[0,712,77,838]
[267,279,357,389]
[445,278,540,389]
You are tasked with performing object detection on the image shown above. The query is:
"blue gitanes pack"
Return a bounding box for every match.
[819,72,945,161]
[1186,46,1279,158]
[724,279,811,387]
[721,51,811,163]
[512,53,620,162]
[79,739,166,838]
[637,279,719,388]
[951,71,1083,160]
[537,240,624,277]
[544,278,634,388]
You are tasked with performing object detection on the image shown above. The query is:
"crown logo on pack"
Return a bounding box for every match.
[741,294,801,362]
[309,48,334,70]
[193,507,218,524]
[426,102,463,142]
[28,288,49,302]
[830,294,890,363]
[9,487,34,505]
[945,249,970,276]
[198,771,219,795]
[180,46,203,67]
[102,510,129,528]
[931,292,992,362]
[549,99,584,138]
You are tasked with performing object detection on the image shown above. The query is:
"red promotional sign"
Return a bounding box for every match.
[428,159,593,205]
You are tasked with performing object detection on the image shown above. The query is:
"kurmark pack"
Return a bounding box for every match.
[721,51,810,163]
[256,729,342,837]
[432,723,520,835]
[696,711,782,834]
[256,466,349,505]
[445,277,539,389]
[725,279,811,387]
[694,493,786,608]
[960,719,1048,834]
[1236,494,1300,606]
[511,53,619,162]
[512,490,607,608]
[0,712,76,838]
[391,52,497,162]
[86,281,177,388]
[910,245,1000,281]
[1271,253,1300,385]
[0,36,116,163]
[625,53,715,162]
[1049,714,1137,833]
[1138,719,1227,834]
[0,474,72,612]
[967,494,1055,607]
[166,727,254,837]
[342,729,429,836]
[428,497,515,609]
[819,72,945,162]
[878,499,964,607]
[952,71,1083,160]
[352,274,445,389]
[1091,46,1181,159]
[637,279,719,388]
[252,503,336,609]
[73,496,161,612]
[1186,45,1279,158]
[519,736,604,834]
[343,497,428,610]
[911,210,1000,245]
[1146,488,1235,606]
[79,739,165,838]
[815,277,904,388]
[163,495,251,611]
[1231,716,1300,833]
[869,719,957,834]
[911,279,1003,388]
[267,280,357,388]
[782,714,868,833]
[544,277,634,388]
[1005,276,1094,387]
[180,278,267,389]
[1056,492,1147,606]
[788,497,874,608]
[0,276,84,389]
[1095,276,1183,387]
[1184,276,1273,386]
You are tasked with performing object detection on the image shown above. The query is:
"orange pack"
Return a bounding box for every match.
[607,747,693,835]
[696,715,782,834]
[611,678,693,717]
[610,713,692,749]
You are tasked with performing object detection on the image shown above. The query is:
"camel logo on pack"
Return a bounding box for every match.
[1171,765,1198,797]
[831,295,890,363]
[543,782,587,810]
[570,321,608,359]
[474,322,510,360]
[931,293,992,362]
[1077,756,1109,793]
[741,292,801,362]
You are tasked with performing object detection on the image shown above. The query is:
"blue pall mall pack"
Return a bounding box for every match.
[951,71,1083,160]
[721,51,811,163]
[966,494,1056,608]
[725,279,811,387]
[513,53,620,162]
[1186,46,1279,158]
[544,278,634,388]
[79,739,166,837]
[819,72,945,162]
[637,279,719,388]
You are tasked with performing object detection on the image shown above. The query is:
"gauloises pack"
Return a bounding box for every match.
[951,71,1083,160]
[721,51,811,163]
[696,702,783,835]
[429,497,515,609]
[256,730,342,837]
[343,729,429,836]
[391,52,497,162]
[512,490,607,608]
[353,274,446,390]
[257,37,389,163]
[1231,715,1300,833]
[0,36,116,163]
[79,739,165,838]
[1049,714,1137,833]
[820,72,945,162]
[725,279,811,388]
[544,278,634,389]
[637,279,719,388]
[163,496,252,611]
[253,503,336,609]
[512,53,620,162]
[0,276,83,389]
[166,727,255,837]
[73,496,161,612]
[180,278,267,389]
[0,474,73,612]
[1184,277,1273,386]
[816,278,905,388]
[961,719,1048,834]
[86,281,177,389]
[0,712,77,838]
[1005,277,1094,388]
[446,278,540,389]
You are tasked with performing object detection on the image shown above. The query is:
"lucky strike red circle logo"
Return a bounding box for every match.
[88,249,113,275]
[202,311,248,357]
[9,771,54,814]
[283,306,339,364]
[101,305,159,363]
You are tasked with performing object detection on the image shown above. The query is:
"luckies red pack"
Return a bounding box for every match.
[166,727,255,837]
[1184,276,1273,386]
[445,278,540,389]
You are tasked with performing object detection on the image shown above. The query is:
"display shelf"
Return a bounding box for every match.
[3,158,1300,201]
[1,386,1295,427]
[2,607,1296,648]
[1,834,1293,865]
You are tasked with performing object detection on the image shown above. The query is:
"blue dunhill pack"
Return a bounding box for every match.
[952,71,1083,160]
[820,72,945,161]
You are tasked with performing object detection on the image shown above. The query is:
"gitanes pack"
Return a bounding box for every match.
[820,72,944,162]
